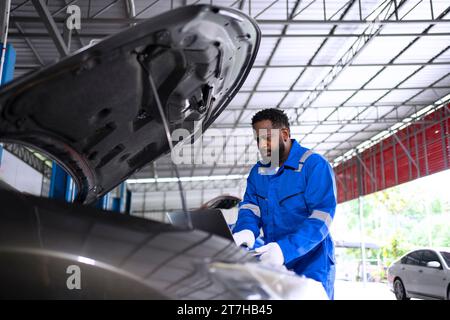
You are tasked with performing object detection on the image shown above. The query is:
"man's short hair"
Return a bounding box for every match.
[251,108,290,129]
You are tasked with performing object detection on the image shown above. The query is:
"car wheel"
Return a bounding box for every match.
[447,286,450,300]
[394,279,410,300]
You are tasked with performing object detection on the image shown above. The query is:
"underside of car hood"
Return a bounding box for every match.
[0,5,260,204]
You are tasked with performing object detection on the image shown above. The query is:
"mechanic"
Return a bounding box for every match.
[232,108,337,299]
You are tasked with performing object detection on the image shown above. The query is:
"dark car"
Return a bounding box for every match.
[0,5,327,299]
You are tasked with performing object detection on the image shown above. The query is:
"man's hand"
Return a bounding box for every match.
[233,229,255,248]
[254,242,284,267]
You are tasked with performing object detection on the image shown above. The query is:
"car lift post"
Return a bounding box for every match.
[96,193,110,210]
[111,182,126,213]
[0,0,12,85]
[49,161,113,209]
[0,1,14,172]
[49,162,72,201]
[49,162,112,209]
[0,43,15,86]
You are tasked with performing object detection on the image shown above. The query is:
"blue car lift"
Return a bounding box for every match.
[0,42,15,171]
[48,162,77,203]
[48,162,129,213]
[111,183,126,212]
[0,43,15,86]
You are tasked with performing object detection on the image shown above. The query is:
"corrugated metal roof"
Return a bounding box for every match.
[3,0,450,212]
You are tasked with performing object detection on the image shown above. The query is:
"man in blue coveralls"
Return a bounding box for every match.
[232,108,337,299]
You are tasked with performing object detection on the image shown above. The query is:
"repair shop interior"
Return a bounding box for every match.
[0,0,449,300]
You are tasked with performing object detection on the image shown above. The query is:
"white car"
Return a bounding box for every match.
[387,248,450,300]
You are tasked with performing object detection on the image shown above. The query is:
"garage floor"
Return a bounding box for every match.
[334,281,395,300]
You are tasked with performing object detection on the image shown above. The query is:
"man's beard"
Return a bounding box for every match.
[260,138,285,166]
[277,140,285,164]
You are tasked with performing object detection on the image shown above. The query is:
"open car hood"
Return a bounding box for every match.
[0,5,260,204]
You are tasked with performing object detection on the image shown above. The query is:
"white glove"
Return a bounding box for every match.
[255,242,284,267]
[233,229,255,248]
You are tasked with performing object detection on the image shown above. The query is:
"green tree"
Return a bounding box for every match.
[381,233,410,267]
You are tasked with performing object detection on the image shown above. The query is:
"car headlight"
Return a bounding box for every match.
[206,261,328,300]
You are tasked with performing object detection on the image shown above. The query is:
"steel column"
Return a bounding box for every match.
[0,0,12,83]
[49,162,70,201]
[31,0,69,57]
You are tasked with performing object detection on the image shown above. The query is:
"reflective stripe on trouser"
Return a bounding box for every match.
[325,264,336,300]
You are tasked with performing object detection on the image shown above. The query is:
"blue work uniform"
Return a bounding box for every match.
[233,139,337,299]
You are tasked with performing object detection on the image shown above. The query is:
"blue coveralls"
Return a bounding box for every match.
[233,139,337,299]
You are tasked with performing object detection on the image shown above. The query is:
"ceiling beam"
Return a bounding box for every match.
[8,31,450,39]
[30,0,68,57]
[9,17,450,25]
[15,61,450,70]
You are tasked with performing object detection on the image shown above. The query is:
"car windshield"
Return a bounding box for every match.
[440,251,450,267]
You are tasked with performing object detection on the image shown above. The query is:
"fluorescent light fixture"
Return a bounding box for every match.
[126,174,248,184]
[77,256,96,266]
[333,156,344,165]
[343,149,354,158]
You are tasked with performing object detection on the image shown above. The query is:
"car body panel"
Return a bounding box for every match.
[0,187,256,299]
[418,250,447,298]
[403,250,423,294]
[418,266,446,299]
[388,249,450,300]
[0,187,329,299]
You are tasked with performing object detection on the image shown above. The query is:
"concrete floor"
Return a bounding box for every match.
[334,280,396,300]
